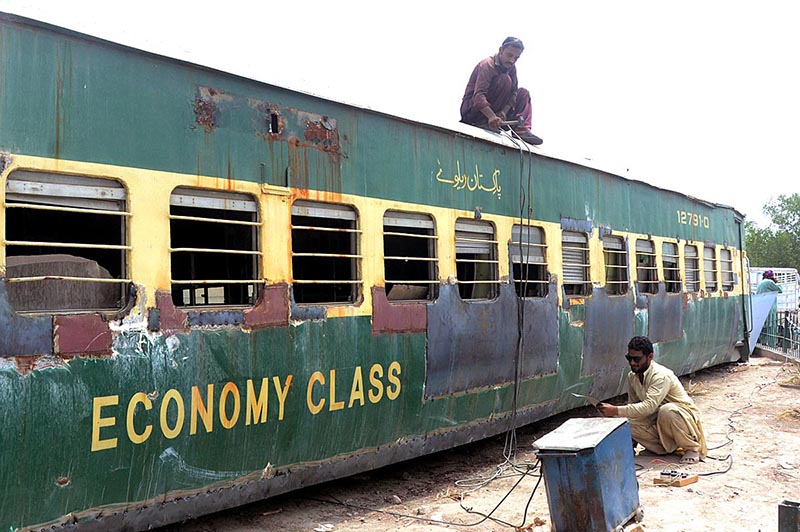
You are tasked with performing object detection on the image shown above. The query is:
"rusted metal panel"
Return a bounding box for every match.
[370,286,426,334]
[580,288,635,399]
[0,281,53,356]
[243,284,290,329]
[154,291,188,332]
[303,115,339,152]
[53,314,112,355]
[193,96,217,132]
[425,283,559,397]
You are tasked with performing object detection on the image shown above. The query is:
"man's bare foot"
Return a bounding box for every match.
[681,449,700,464]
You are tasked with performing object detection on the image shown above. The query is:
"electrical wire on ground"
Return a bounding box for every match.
[660,358,791,479]
[307,464,542,529]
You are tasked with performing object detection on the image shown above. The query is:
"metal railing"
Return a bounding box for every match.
[757,310,800,359]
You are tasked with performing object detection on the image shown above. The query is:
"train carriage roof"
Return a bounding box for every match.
[0,10,743,219]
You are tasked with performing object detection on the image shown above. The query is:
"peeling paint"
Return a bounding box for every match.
[194,98,217,133]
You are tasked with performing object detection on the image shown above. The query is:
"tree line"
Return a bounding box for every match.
[745,193,800,271]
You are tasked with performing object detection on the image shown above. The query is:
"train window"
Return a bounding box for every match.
[684,244,700,292]
[602,235,628,295]
[636,239,659,294]
[662,242,681,293]
[170,187,261,307]
[510,224,548,297]
[562,231,590,296]
[720,248,735,291]
[704,245,718,292]
[383,211,438,301]
[455,219,499,300]
[291,200,361,304]
[4,171,130,313]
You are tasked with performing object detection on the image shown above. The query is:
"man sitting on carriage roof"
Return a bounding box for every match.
[460,36,543,146]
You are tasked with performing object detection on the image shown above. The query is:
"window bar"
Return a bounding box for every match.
[291,252,363,259]
[6,203,132,216]
[6,276,131,283]
[5,240,131,251]
[170,247,261,255]
[291,225,362,233]
[169,214,261,226]
[171,279,263,284]
[293,279,363,284]
[456,258,500,264]
[383,231,438,240]
[384,279,440,284]
[385,256,439,262]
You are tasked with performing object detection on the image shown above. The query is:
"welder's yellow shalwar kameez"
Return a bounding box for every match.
[617,361,707,458]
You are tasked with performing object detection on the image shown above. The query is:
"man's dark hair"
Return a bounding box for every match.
[501,36,524,50]
[628,336,653,355]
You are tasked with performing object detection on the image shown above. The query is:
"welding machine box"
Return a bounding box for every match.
[533,417,642,532]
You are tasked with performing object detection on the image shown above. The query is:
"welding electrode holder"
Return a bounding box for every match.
[500,116,525,127]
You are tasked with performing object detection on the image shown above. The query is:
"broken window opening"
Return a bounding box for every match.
[292,200,361,304]
[511,224,548,298]
[455,219,499,300]
[269,111,280,134]
[4,170,130,313]
[720,248,735,292]
[684,244,700,293]
[562,231,591,296]
[602,235,628,296]
[383,211,438,301]
[662,241,682,293]
[636,239,659,294]
[170,187,262,307]
[704,245,718,292]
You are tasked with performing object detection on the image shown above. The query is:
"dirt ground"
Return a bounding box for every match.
[160,354,800,532]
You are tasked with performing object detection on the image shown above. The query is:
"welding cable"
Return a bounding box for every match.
[309,465,543,529]
[498,126,535,468]
[706,359,788,456]
[696,454,734,476]
[459,467,544,529]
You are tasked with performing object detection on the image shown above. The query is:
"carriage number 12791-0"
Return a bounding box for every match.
[677,210,710,228]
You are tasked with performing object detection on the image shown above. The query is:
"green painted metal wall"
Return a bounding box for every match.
[0,15,740,246]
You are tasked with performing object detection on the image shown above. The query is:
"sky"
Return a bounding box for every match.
[1,0,798,227]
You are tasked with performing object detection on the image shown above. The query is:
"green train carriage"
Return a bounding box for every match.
[0,12,748,531]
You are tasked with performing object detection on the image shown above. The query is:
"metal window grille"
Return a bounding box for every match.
[662,242,681,293]
[562,231,590,296]
[703,245,718,292]
[636,239,658,294]
[291,200,362,304]
[602,235,628,295]
[170,187,262,307]
[511,224,548,297]
[720,248,735,291]
[455,219,499,300]
[4,170,130,312]
[685,244,700,292]
[383,211,438,301]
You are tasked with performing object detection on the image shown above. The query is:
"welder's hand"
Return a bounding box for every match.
[597,403,618,417]
[488,115,502,129]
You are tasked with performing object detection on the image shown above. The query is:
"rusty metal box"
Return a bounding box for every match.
[533,417,641,532]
